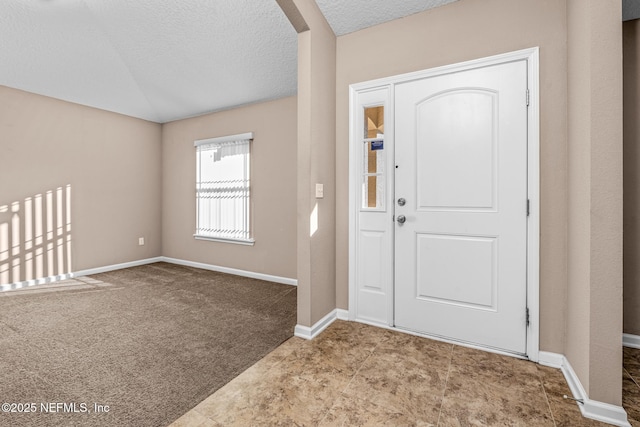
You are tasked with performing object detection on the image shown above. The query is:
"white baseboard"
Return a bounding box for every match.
[160,257,297,286]
[540,351,630,427]
[538,351,564,369]
[623,333,640,349]
[295,309,340,340]
[336,309,349,320]
[73,257,164,277]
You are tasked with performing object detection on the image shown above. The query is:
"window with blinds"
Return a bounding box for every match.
[194,132,254,245]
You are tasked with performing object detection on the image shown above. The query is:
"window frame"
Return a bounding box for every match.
[193,132,255,246]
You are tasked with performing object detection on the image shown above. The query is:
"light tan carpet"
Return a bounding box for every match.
[0,262,296,427]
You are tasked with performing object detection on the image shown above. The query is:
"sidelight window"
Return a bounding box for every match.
[362,106,385,210]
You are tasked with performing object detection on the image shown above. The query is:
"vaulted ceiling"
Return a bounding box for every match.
[2,1,633,123]
[0,0,460,123]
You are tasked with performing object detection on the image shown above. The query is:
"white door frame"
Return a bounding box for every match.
[348,47,540,361]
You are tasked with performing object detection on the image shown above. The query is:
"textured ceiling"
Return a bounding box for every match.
[316,0,459,36]
[0,0,298,123]
[0,0,459,123]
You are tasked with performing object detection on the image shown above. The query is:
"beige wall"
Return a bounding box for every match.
[161,96,297,280]
[624,19,640,337]
[565,0,593,396]
[0,85,162,285]
[291,0,337,326]
[335,0,569,354]
[566,0,623,405]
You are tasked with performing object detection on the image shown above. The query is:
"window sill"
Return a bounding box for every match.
[194,235,255,246]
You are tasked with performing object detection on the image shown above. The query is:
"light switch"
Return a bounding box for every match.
[315,183,324,199]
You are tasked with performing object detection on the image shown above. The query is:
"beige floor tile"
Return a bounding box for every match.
[318,394,423,427]
[256,336,306,369]
[450,345,541,392]
[283,326,378,379]
[283,341,370,379]
[312,321,388,353]
[375,330,454,370]
[343,349,446,423]
[537,364,573,399]
[195,359,349,426]
[623,370,640,423]
[320,319,389,348]
[625,347,640,364]
[625,347,640,383]
[168,410,220,427]
[438,370,554,427]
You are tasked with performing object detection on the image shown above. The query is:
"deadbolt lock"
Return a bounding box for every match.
[397,198,406,206]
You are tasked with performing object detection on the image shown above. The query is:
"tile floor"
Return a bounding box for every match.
[624,347,640,426]
[171,321,636,426]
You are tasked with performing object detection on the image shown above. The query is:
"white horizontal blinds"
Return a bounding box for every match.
[195,134,252,242]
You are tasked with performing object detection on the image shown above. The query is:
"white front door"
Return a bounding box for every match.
[394,60,529,354]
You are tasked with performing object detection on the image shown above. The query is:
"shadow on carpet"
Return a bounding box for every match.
[0,262,297,427]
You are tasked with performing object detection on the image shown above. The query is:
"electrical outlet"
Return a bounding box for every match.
[138,237,145,246]
[315,183,324,199]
